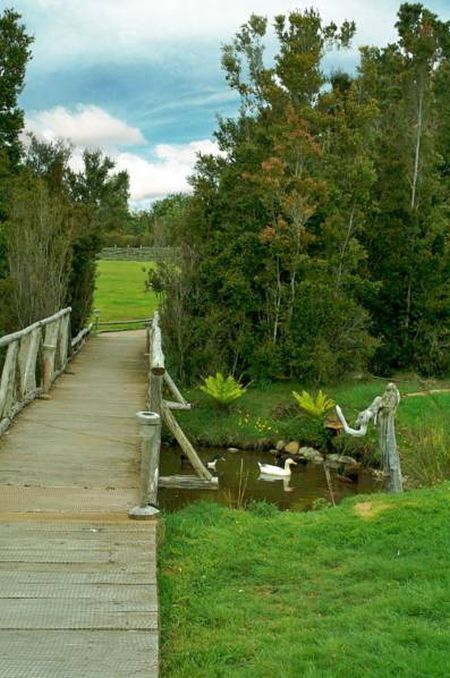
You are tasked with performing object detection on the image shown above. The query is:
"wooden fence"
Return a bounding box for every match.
[99,247,181,262]
[0,308,92,435]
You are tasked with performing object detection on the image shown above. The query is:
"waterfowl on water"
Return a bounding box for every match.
[207,454,225,470]
[257,458,297,476]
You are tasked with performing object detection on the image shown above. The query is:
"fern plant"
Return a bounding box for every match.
[292,389,335,418]
[200,372,246,409]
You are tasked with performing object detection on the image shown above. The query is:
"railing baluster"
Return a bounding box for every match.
[0,341,19,420]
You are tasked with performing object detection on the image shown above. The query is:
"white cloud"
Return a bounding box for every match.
[16,0,414,66]
[24,103,220,203]
[25,105,145,147]
[116,139,220,203]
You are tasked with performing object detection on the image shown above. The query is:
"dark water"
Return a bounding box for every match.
[158,446,381,512]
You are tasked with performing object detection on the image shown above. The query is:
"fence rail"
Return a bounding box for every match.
[95,317,151,332]
[0,308,91,435]
[99,246,181,262]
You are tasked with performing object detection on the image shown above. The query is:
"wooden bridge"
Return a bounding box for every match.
[0,311,159,676]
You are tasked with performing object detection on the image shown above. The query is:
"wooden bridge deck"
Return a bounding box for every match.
[0,331,159,677]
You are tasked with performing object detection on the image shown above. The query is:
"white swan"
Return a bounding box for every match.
[257,458,297,476]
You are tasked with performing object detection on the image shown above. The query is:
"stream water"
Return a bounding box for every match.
[158,446,381,512]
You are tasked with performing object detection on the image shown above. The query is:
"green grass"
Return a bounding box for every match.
[159,484,450,677]
[93,260,158,325]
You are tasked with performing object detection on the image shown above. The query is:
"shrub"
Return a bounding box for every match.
[292,389,335,418]
[200,372,247,409]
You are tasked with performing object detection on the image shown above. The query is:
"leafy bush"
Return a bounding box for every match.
[200,372,247,409]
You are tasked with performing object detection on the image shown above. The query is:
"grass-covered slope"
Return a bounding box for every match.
[159,484,450,677]
[93,260,158,323]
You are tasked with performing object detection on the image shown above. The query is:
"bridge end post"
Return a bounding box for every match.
[129,410,161,520]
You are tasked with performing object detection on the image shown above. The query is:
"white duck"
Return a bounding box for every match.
[207,454,225,470]
[257,458,297,477]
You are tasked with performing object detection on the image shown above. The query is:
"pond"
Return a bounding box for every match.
[158,446,381,512]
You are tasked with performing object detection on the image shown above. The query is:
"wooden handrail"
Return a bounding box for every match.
[0,307,71,348]
[0,308,91,435]
[150,312,165,375]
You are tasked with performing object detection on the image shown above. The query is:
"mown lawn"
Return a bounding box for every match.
[159,483,450,677]
[93,260,158,324]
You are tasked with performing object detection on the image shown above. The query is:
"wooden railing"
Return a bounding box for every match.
[93,311,152,333]
[0,308,92,435]
[130,312,216,518]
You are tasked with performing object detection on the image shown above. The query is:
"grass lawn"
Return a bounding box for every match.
[93,260,158,325]
[159,483,450,677]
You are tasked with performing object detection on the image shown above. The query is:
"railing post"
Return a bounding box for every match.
[93,309,100,333]
[129,410,161,519]
[42,344,57,394]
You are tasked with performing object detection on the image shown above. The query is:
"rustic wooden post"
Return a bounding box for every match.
[94,309,100,332]
[0,341,19,424]
[377,383,402,493]
[58,312,70,370]
[336,382,403,493]
[42,320,59,394]
[129,411,161,519]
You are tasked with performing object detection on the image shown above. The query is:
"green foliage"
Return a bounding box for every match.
[5,173,73,327]
[292,388,335,417]
[199,372,247,409]
[0,9,33,169]
[158,4,449,386]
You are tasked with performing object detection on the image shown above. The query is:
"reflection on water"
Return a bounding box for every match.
[158,446,381,512]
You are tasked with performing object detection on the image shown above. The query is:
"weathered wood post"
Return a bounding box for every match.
[129,411,161,519]
[93,309,101,333]
[377,383,402,493]
[336,382,403,493]
[42,328,58,394]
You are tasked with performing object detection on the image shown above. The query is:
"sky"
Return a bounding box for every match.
[5,0,450,208]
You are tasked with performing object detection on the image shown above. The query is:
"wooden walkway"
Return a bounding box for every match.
[0,331,159,677]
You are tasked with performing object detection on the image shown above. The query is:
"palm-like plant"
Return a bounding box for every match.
[292,389,335,418]
[200,372,246,409]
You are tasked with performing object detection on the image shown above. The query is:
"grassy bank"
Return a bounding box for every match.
[159,483,450,677]
[93,260,158,324]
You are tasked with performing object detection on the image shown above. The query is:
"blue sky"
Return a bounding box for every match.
[7,0,450,206]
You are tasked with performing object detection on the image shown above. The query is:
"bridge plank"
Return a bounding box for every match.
[0,331,159,676]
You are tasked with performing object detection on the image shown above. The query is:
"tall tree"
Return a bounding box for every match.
[159,9,377,384]
[0,8,33,169]
[361,3,450,374]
